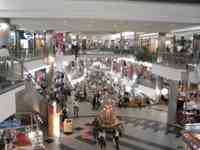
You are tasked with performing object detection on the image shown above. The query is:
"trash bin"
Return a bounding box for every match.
[64,119,73,134]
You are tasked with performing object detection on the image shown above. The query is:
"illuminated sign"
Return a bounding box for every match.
[23,32,33,40]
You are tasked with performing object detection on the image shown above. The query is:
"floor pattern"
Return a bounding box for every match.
[121,116,182,137]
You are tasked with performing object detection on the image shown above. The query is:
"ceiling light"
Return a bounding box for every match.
[10,31,15,37]
[0,23,9,31]
[39,34,43,39]
[36,34,39,39]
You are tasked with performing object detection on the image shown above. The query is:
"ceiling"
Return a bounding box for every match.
[10,18,199,33]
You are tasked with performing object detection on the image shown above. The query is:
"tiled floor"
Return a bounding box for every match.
[45,102,185,150]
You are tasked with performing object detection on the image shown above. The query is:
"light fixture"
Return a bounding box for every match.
[165,40,171,45]
[10,31,15,37]
[161,88,168,95]
[48,56,55,64]
[36,34,39,39]
[39,34,43,39]
[0,23,9,31]
[70,34,76,40]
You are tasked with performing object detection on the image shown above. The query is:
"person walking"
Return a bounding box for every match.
[73,100,79,118]
[97,129,106,150]
[62,107,69,121]
[102,130,106,150]
[92,94,97,110]
[113,129,120,150]
[98,129,104,150]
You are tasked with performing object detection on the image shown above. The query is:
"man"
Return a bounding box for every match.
[113,130,120,150]
[0,45,9,57]
[92,94,97,110]
[98,129,106,150]
[73,100,79,118]
[62,107,69,121]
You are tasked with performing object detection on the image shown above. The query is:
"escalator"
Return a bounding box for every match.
[15,72,48,123]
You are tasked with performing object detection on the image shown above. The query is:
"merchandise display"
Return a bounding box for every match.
[182,124,200,149]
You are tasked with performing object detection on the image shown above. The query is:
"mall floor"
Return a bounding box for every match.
[45,102,185,150]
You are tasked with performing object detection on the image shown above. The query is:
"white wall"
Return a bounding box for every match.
[0,85,25,122]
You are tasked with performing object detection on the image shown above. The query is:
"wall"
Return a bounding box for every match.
[0,85,25,122]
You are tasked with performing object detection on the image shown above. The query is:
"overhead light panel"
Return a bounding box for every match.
[0,23,9,31]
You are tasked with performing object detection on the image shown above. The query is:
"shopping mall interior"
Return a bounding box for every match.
[0,0,200,150]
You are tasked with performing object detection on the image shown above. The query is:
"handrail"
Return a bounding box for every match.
[0,124,38,131]
[0,81,24,95]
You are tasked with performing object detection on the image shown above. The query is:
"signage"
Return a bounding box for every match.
[24,32,33,40]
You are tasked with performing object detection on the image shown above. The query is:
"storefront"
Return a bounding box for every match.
[53,32,65,55]
[35,32,45,57]
[19,31,34,58]
[139,33,160,53]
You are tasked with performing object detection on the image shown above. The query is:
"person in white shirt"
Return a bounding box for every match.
[98,129,106,150]
[73,100,79,117]
[0,45,9,57]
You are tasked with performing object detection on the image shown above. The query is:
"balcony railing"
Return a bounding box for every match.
[157,52,196,69]
[0,56,24,93]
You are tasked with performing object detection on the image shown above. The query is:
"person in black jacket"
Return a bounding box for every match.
[113,129,120,150]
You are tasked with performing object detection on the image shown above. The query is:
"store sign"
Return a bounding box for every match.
[23,32,33,40]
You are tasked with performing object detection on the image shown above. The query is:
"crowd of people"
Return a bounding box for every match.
[31,56,149,149]
[0,129,16,150]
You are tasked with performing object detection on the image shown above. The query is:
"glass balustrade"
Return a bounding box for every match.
[0,55,24,94]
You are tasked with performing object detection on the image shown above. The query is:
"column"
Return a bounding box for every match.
[167,80,178,125]
[15,30,21,58]
[65,32,71,53]
[45,30,54,56]
[33,32,36,57]
[155,75,162,103]
[44,31,50,58]
[120,32,124,54]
